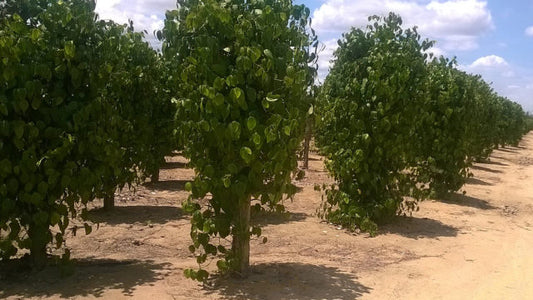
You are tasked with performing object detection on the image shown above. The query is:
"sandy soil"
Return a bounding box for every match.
[1,133,533,300]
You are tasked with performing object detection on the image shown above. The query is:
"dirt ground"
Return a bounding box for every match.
[1,133,533,300]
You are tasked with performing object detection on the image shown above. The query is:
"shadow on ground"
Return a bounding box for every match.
[159,161,188,170]
[439,193,496,210]
[495,147,519,153]
[88,205,184,225]
[483,157,509,166]
[205,262,371,300]
[470,165,503,174]
[380,216,458,239]
[251,211,308,226]
[465,177,493,186]
[0,259,172,299]
[143,179,189,191]
[167,152,183,157]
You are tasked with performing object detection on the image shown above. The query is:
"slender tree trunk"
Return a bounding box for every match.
[303,134,310,169]
[103,191,115,210]
[151,169,159,183]
[231,196,251,277]
[28,224,48,269]
[302,116,313,169]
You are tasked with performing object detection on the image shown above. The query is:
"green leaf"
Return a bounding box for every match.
[247,117,257,131]
[222,175,231,188]
[31,97,41,110]
[264,49,273,59]
[84,223,92,235]
[64,41,76,59]
[252,133,261,145]
[230,87,245,103]
[50,212,61,226]
[214,93,225,106]
[266,94,280,102]
[283,126,291,136]
[19,99,29,113]
[240,147,252,164]
[13,121,24,139]
[228,121,241,140]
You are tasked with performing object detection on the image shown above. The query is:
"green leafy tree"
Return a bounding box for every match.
[0,0,175,266]
[0,0,108,267]
[91,21,177,209]
[316,13,432,232]
[413,57,528,197]
[414,58,478,196]
[162,0,316,279]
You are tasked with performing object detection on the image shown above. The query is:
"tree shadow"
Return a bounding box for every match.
[470,165,503,173]
[143,179,189,191]
[87,205,184,225]
[465,177,492,186]
[483,157,509,165]
[380,216,458,239]
[251,211,308,226]
[167,151,183,157]
[0,259,172,299]
[301,156,322,161]
[439,193,496,210]
[496,147,518,153]
[205,262,371,300]
[159,161,188,170]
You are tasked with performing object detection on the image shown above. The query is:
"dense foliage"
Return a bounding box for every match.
[316,14,432,233]
[0,0,175,266]
[1,0,529,283]
[316,13,529,233]
[417,59,527,196]
[161,0,316,280]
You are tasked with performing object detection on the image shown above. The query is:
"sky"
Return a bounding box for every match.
[95,0,533,112]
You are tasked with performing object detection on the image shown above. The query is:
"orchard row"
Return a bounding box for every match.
[316,13,529,234]
[0,1,529,281]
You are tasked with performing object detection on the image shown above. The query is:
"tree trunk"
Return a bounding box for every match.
[151,169,159,183]
[303,134,310,169]
[103,192,115,210]
[28,224,48,269]
[231,196,251,277]
[302,116,312,169]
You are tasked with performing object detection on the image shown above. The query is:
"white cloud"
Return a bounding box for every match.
[312,0,493,52]
[461,55,533,112]
[316,39,339,82]
[95,0,176,47]
[469,55,508,68]
[525,26,533,37]
[425,46,447,59]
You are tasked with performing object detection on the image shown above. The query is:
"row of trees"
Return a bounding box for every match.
[0,0,176,267]
[315,13,529,234]
[0,0,529,282]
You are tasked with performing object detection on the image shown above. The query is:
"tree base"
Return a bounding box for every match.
[103,193,115,210]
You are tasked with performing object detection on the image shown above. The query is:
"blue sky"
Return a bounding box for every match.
[95,0,533,112]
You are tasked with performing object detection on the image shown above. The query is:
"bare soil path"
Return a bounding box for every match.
[2,133,533,299]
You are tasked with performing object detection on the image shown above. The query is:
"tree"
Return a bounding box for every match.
[316,13,432,233]
[415,58,477,196]
[417,58,528,197]
[161,0,316,279]
[0,0,175,266]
